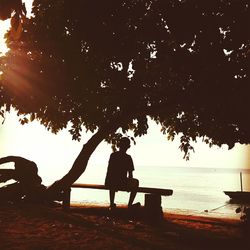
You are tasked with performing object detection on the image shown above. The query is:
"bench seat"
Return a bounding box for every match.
[71,183,173,196]
[62,183,173,210]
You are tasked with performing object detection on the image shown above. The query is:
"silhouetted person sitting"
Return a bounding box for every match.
[105,137,139,210]
[0,156,45,203]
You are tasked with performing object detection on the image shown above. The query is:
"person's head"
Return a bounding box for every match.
[118,137,131,151]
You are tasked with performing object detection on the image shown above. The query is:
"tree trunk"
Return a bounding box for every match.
[46,125,115,199]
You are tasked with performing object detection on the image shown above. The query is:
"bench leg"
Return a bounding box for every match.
[144,194,163,220]
[62,188,71,210]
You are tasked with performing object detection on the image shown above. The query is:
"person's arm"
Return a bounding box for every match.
[128,170,133,178]
[105,153,115,186]
[127,155,134,179]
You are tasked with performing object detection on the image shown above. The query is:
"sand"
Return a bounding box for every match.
[0,202,249,250]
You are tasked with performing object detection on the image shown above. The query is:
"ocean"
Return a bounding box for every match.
[71,166,250,220]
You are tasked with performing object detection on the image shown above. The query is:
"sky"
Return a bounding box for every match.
[0,0,250,186]
[0,20,10,55]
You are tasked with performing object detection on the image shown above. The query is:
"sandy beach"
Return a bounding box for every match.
[0,202,249,250]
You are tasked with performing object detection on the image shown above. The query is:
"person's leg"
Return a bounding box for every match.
[128,191,137,207]
[109,189,116,208]
[128,179,139,207]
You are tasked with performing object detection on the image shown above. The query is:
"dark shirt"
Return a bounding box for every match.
[105,151,134,189]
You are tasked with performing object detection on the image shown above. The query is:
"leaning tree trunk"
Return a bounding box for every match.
[46,124,116,199]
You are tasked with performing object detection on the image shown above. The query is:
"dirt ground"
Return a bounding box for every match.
[0,203,249,250]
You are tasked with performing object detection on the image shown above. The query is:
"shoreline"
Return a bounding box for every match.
[165,207,241,220]
[0,203,248,249]
[72,200,242,220]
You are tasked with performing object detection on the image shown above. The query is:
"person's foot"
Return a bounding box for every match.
[109,203,116,211]
[128,202,141,209]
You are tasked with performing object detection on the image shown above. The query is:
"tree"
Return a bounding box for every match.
[0,0,250,197]
[0,0,24,19]
[0,0,26,33]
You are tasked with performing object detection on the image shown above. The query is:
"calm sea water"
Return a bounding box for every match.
[70,166,250,220]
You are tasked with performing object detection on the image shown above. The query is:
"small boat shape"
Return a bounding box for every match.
[224,191,250,202]
[224,172,250,203]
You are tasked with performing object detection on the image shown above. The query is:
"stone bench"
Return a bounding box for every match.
[62,183,173,217]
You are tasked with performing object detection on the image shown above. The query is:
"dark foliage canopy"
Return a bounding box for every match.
[1,0,250,158]
[0,0,26,28]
